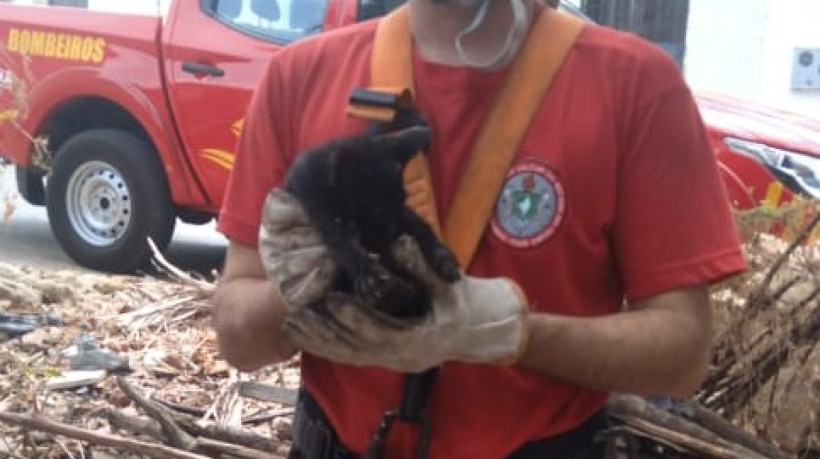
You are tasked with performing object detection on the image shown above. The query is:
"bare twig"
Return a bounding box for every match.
[103,408,166,443]
[243,408,295,425]
[195,437,278,459]
[236,382,298,406]
[0,411,208,459]
[760,212,820,290]
[617,417,758,459]
[116,376,196,450]
[147,238,216,294]
[707,299,820,416]
[152,397,207,418]
[607,395,779,459]
[105,408,280,458]
[112,382,279,454]
[678,400,789,459]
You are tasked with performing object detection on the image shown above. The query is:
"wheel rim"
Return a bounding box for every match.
[65,160,132,247]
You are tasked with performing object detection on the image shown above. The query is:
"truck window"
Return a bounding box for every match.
[202,0,328,44]
[357,0,404,21]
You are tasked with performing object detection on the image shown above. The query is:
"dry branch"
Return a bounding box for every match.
[117,376,281,457]
[675,400,788,459]
[117,376,197,450]
[243,408,296,425]
[195,437,279,459]
[760,212,820,290]
[103,408,167,442]
[147,238,217,295]
[607,395,775,459]
[153,397,208,418]
[703,295,820,416]
[237,381,298,405]
[0,411,209,459]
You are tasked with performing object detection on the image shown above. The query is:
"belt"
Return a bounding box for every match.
[289,388,354,459]
[289,389,609,459]
[507,410,609,458]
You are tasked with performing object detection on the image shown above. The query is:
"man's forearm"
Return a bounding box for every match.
[212,278,296,371]
[517,287,713,397]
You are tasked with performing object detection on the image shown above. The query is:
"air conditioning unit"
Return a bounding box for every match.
[792,48,820,91]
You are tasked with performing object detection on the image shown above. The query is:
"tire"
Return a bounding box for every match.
[46,129,176,273]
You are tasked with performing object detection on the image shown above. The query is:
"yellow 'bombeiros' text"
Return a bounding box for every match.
[6,28,105,63]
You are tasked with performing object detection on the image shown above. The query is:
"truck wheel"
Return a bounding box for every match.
[46,129,176,273]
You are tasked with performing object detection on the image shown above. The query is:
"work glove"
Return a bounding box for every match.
[282,235,531,373]
[258,188,336,309]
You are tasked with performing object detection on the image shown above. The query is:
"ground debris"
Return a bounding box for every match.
[0,211,817,458]
[698,210,820,456]
[0,258,298,458]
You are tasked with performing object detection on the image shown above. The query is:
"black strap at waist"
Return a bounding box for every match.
[289,388,608,459]
[507,410,609,458]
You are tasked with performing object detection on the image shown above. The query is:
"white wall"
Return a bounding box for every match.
[758,0,820,117]
[7,0,168,14]
[685,0,820,118]
[85,0,170,15]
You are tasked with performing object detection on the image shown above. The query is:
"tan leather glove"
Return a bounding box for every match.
[282,236,531,373]
[258,188,336,309]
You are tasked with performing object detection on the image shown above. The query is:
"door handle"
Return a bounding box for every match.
[181,61,225,77]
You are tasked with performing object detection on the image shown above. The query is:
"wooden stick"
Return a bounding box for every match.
[236,382,298,405]
[618,416,760,459]
[607,395,777,459]
[104,409,279,458]
[111,385,279,454]
[680,400,789,459]
[116,376,196,450]
[152,397,207,418]
[173,415,279,453]
[103,408,166,443]
[760,212,820,290]
[243,408,295,425]
[0,411,208,459]
[195,437,280,459]
[709,300,820,416]
[147,237,216,294]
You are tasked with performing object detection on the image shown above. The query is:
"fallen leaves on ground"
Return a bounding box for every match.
[0,223,817,457]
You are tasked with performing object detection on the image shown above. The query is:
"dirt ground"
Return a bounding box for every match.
[0,207,818,458]
[0,262,298,457]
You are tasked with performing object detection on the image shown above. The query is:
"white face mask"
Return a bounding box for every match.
[453,0,529,70]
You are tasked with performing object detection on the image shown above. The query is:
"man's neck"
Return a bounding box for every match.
[408,0,536,68]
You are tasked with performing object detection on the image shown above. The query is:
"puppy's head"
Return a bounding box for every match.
[338,126,431,243]
[375,126,431,166]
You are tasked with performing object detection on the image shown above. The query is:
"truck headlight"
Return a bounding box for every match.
[724,137,820,199]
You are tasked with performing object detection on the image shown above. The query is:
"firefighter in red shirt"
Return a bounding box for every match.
[211,0,747,457]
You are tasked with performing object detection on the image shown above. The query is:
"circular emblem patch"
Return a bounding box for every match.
[491,161,565,248]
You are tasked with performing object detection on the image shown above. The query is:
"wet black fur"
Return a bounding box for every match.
[284,112,460,318]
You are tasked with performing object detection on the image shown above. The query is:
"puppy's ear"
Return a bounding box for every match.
[374,126,431,165]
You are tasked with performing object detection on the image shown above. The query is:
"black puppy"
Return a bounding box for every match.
[284,122,460,318]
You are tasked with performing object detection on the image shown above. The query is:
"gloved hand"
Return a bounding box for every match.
[258,188,336,309]
[282,235,531,373]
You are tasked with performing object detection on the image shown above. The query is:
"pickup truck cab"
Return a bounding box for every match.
[0,0,818,272]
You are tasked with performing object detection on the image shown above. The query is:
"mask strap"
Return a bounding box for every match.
[455,0,528,70]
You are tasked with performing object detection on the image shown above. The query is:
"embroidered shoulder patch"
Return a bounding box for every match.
[491,161,566,248]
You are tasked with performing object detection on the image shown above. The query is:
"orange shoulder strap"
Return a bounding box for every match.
[370,4,584,268]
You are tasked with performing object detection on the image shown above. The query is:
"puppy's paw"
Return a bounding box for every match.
[353,259,395,305]
[429,246,461,283]
[377,278,428,319]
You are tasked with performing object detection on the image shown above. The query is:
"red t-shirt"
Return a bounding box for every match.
[218,12,746,459]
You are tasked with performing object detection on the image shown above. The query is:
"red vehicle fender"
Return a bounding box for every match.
[12,64,208,207]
